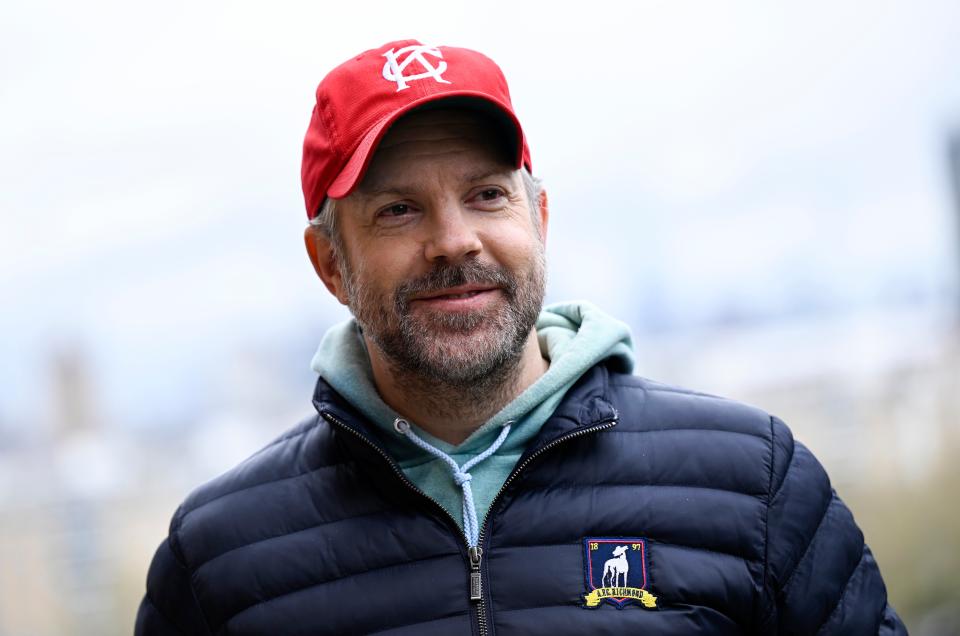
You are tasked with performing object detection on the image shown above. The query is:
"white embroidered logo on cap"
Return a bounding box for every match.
[382,44,452,91]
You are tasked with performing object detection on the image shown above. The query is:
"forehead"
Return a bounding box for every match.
[357,109,513,193]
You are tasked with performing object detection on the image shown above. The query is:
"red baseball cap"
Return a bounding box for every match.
[301,39,533,219]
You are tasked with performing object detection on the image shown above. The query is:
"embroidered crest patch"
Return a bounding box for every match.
[582,537,658,609]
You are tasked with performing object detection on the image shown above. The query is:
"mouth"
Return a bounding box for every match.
[408,284,501,312]
[412,284,498,301]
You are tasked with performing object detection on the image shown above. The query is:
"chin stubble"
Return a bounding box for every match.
[343,248,546,391]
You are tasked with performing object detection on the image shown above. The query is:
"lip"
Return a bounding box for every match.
[411,284,498,301]
[409,285,501,311]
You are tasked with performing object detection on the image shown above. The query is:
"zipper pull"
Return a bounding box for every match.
[468,546,483,601]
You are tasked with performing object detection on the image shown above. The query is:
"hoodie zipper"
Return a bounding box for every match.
[322,409,617,636]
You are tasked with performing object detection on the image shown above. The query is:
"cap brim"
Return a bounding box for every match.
[327,91,527,199]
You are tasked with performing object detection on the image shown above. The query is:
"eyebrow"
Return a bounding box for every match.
[359,167,515,198]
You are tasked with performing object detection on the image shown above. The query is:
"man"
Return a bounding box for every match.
[136,40,907,635]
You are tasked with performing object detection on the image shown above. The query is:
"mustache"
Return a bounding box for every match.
[395,260,516,305]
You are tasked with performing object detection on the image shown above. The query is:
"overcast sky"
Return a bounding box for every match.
[2,0,959,428]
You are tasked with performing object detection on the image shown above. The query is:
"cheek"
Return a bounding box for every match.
[482,224,543,266]
[348,237,422,285]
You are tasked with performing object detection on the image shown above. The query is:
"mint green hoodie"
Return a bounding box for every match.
[310,300,634,534]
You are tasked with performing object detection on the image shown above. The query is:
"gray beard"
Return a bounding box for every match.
[343,251,546,417]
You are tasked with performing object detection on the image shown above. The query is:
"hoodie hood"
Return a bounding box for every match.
[310,300,634,526]
[311,300,633,456]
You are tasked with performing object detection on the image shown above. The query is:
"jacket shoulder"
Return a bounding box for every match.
[608,372,784,443]
[602,371,799,512]
[139,413,348,634]
[178,413,335,517]
[167,413,352,571]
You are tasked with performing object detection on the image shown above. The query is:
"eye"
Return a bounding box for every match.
[377,202,413,217]
[470,187,507,208]
[476,188,504,201]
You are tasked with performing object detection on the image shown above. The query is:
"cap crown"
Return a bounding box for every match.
[301,39,531,219]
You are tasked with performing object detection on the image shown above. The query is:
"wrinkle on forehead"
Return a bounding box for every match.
[360,165,517,199]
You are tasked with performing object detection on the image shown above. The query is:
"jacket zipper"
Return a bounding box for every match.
[473,417,617,636]
[322,409,617,636]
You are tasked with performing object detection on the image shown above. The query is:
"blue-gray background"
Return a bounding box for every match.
[2,1,959,633]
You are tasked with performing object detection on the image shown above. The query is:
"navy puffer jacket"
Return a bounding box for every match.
[136,363,906,635]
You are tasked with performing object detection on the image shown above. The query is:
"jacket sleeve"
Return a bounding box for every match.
[760,416,908,635]
[135,507,212,635]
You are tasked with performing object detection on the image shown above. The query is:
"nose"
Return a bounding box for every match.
[422,202,483,262]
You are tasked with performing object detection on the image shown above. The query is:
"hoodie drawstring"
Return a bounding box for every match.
[393,418,512,548]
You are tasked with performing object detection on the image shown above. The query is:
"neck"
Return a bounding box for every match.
[366,330,549,445]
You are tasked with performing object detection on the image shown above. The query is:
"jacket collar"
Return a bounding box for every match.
[311,361,622,464]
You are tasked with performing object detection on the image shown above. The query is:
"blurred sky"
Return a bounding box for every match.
[2,0,960,433]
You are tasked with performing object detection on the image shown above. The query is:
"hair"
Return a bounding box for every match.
[308,167,544,255]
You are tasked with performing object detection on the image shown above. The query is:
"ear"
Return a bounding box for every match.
[537,188,549,244]
[303,226,349,306]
